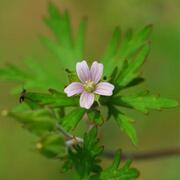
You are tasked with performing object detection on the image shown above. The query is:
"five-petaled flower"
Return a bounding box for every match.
[64,61,114,109]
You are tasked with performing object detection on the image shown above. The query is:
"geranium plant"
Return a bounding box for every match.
[0,2,179,179]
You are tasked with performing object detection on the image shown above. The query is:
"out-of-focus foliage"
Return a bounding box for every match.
[0,58,64,92]
[8,109,55,136]
[40,2,86,69]
[37,133,66,159]
[0,2,86,92]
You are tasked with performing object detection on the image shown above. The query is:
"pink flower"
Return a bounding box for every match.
[64,61,114,109]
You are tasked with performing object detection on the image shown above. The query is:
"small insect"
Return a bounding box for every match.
[19,89,26,103]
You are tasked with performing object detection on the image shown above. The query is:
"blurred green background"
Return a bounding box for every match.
[0,0,179,179]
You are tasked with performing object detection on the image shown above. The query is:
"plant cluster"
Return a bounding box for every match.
[0,3,178,179]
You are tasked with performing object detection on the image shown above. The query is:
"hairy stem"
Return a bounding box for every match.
[46,107,84,145]
[56,123,84,146]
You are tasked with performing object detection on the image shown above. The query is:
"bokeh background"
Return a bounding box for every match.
[0,0,180,179]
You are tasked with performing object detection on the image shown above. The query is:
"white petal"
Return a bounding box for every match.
[90,61,103,83]
[80,92,95,109]
[76,60,90,82]
[95,82,114,96]
[64,82,83,97]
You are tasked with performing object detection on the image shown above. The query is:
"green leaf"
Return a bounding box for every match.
[101,25,152,77]
[74,19,87,59]
[37,133,66,158]
[100,150,139,180]
[87,109,104,125]
[64,127,103,178]
[39,35,74,68]
[61,108,86,131]
[23,89,79,107]
[116,113,137,145]
[109,66,119,84]
[0,58,64,93]
[44,2,72,49]
[125,77,145,89]
[61,158,73,173]
[116,44,150,88]
[0,64,30,81]
[118,25,152,59]
[110,106,137,145]
[83,128,104,158]
[41,2,86,69]
[112,93,179,114]
[102,27,121,76]
[8,109,55,135]
[24,58,46,79]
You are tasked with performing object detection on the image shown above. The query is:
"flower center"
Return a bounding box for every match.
[83,80,96,93]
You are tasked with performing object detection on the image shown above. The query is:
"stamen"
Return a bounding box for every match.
[83,80,96,93]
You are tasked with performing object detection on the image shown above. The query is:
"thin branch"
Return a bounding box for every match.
[46,106,84,145]
[56,123,84,145]
[103,147,180,161]
[55,122,73,139]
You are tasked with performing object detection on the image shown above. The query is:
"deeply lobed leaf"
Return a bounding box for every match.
[63,127,103,178]
[102,25,152,78]
[111,93,179,114]
[116,44,150,89]
[87,109,104,125]
[41,2,86,69]
[24,89,79,107]
[61,108,86,131]
[100,150,139,180]
[0,58,64,93]
[109,106,137,145]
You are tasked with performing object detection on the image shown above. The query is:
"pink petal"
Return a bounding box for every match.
[64,82,83,97]
[95,82,114,96]
[90,61,103,83]
[80,92,95,109]
[76,60,90,82]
